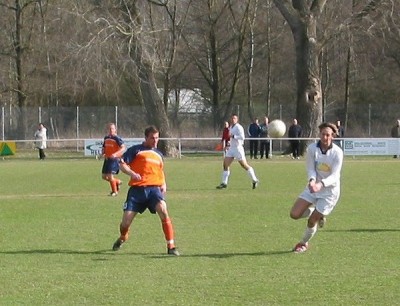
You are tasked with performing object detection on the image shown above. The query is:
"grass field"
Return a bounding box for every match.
[0,154,399,305]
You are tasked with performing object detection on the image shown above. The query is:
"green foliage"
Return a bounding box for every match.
[0,157,399,305]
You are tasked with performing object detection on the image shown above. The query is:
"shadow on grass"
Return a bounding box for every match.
[149,250,292,259]
[0,249,292,258]
[325,228,400,233]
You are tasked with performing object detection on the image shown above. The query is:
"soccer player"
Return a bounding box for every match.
[216,114,259,190]
[112,126,179,256]
[290,122,343,253]
[102,123,126,196]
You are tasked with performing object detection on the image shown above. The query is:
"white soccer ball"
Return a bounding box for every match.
[268,120,286,138]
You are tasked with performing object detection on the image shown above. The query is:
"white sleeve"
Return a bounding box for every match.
[306,145,317,181]
[236,125,245,140]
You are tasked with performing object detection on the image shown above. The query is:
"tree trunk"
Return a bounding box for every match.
[14,0,28,139]
[272,1,326,146]
[122,1,177,156]
[292,17,323,139]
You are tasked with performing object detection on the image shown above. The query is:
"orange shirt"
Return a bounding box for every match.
[103,134,124,158]
[122,145,165,187]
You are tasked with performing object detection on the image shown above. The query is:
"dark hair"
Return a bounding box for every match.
[318,122,338,135]
[144,126,159,137]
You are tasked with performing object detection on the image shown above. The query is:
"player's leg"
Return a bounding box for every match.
[112,210,137,251]
[237,147,259,188]
[217,156,234,188]
[155,200,179,255]
[290,197,313,219]
[112,188,142,251]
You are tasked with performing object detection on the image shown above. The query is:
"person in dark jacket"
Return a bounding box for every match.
[288,118,302,159]
[391,119,400,158]
[259,116,270,159]
[247,118,261,159]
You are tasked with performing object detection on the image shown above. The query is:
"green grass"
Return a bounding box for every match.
[0,155,399,305]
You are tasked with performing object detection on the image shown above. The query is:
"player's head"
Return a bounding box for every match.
[231,114,239,125]
[144,126,160,148]
[318,122,337,145]
[107,123,117,135]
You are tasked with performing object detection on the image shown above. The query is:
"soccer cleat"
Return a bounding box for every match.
[293,242,308,253]
[216,183,227,189]
[252,180,259,189]
[112,238,124,251]
[167,247,180,256]
[109,192,118,197]
[318,216,326,228]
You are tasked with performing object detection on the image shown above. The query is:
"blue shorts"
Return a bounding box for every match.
[123,186,164,214]
[102,158,120,175]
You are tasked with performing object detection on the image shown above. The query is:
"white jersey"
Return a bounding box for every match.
[306,141,343,190]
[229,123,245,147]
[298,141,343,215]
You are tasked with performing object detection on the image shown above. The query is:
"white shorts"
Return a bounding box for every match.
[299,187,340,216]
[225,145,246,161]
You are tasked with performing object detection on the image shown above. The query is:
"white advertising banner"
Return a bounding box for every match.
[343,138,400,156]
[84,139,142,156]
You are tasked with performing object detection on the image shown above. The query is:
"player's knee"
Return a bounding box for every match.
[290,210,300,220]
[156,201,168,218]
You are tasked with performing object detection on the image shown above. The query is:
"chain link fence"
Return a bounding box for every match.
[1,103,399,142]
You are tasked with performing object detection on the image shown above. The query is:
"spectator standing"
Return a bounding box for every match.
[247,118,261,159]
[288,118,303,159]
[334,120,345,148]
[259,116,270,159]
[34,123,47,160]
[391,119,400,158]
[221,121,231,154]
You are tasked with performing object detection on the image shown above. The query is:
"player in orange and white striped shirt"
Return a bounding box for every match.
[112,126,179,256]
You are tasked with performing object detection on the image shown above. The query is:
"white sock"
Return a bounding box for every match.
[301,225,317,244]
[247,167,258,182]
[222,170,230,184]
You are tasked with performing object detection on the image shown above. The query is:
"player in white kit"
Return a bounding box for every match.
[216,114,259,190]
[290,122,344,253]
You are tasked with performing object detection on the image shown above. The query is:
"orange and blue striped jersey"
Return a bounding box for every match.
[102,134,124,158]
[122,144,165,187]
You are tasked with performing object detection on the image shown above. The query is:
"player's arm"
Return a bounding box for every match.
[119,159,141,181]
[112,143,126,159]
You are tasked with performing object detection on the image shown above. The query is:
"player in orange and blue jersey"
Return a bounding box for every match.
[102,123,126,196]
[112,126,179,256]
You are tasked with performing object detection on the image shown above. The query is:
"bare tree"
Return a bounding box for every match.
[182,0,251,130]
[272,0,388,140]
[115,0,178,155]
[0,0,42,138]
